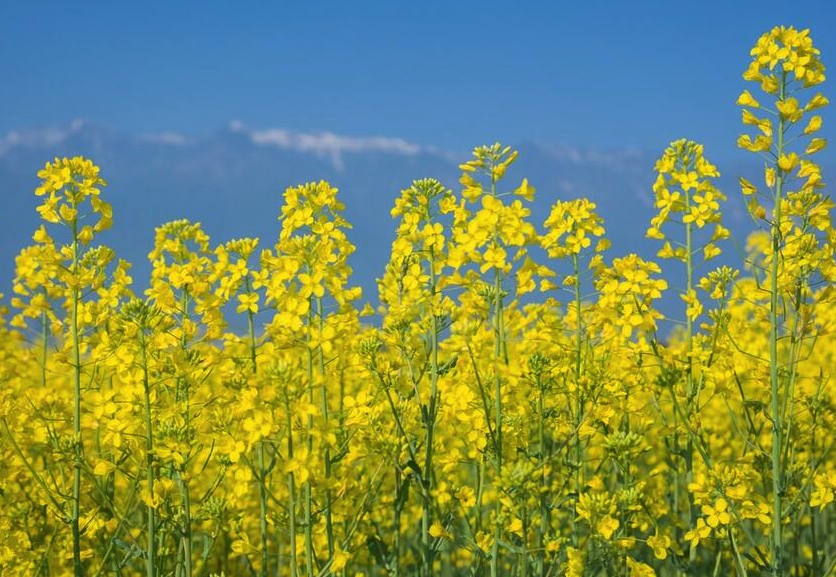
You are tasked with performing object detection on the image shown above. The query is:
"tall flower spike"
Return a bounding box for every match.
[375,177,456,576]
[739,27,831,577]
[542,198,608,260]
[647,139,727,321]
[378,178,454,327]
[648,140,726,255]
[449,144,546,292]
[27,156,121,574]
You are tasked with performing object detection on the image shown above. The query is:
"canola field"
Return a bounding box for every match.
[1,26,836,577]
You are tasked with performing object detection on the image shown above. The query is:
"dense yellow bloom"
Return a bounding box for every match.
[747,26,825,87]
[647,139,727,257]
[594,254,667,339]
[2,25,836,577]
[542,198,607,258]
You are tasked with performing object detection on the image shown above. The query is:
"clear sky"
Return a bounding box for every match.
[1,0,835,157]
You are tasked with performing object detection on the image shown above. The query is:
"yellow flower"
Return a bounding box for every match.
[597,515,619,540]
[626,557,656,577]
[804,114,823,134]
[703,243,721,261]
[736,89,760,108]
[811,471,836,510]
[776,97,802,122]
[778,152,800,172]
[236,293,259,314]
[92,460,116,476]
[566,547,584,577]
[331,547,351,572]
[684,518,712,547]
[429,521,451,540]
[509,517,524,537]
[703,498,731,528]
[514,178,536,201]
[806,138,827,155]
[646,532,671,560]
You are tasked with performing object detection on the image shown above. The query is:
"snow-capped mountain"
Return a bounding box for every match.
[0,120,773,309]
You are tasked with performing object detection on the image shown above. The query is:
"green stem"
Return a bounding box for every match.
[490,176,504,577]
[247,279,271,577]
[70,216,84,577]
[140,330,157,577]
[537,388,548,577]
[571,254,583,550]
[179,474,194,577]
[730,529,748,577]
[769,71,787,577]
[178,289,194,577]
[394,467,402,577]
[684,186,698,569]
[0,418,67,516]
[422,248,440,577]
[305,298,315,577]
[286,400,299,577]
[316,296,335,563]
[41,309,48,388]
[520,506,529,577]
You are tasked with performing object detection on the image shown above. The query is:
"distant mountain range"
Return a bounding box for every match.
[0,120,813,315]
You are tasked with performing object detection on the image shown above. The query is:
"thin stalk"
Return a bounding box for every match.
[571,254,582,549]
[70,215,84,577]
[140,329,157,577]
[286,399,299,577]
[422,247,440,577]
[92,473,141,577]
[0,418,67,515]
[41,309,48,387]
[520,507,529,577]
[179,475,194,577]
[476,461,484,536]
[380,381,421,466]
[730,529,748,577]
[537,388,548,577]
[712,546,722,577]
[39,308,51,576]
[769,71,787,577]
[178,289,194,577]
[394,467,402,577]
[490,175,504,577]
[812,445,819,574]
[316,296,335,561]
[780,283,804,478]
[258,421,270,577]
[247,278,270,577]
[684,187,698,570]
[305,299,315,577]
[246,283,258,373]
[377,371,438,573]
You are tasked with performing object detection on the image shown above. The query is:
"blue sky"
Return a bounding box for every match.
[1,0,835,157]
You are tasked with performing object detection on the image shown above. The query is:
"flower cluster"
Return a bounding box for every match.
[1,25,836,577]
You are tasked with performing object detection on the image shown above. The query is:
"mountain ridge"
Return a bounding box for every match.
[0,121,795,311]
